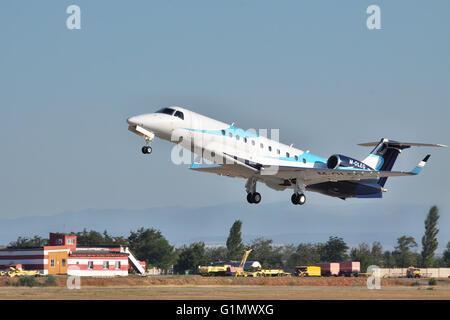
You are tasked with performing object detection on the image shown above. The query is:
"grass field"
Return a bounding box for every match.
[0,275,449,300]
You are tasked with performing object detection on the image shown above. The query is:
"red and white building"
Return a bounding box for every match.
[0,233,145,277]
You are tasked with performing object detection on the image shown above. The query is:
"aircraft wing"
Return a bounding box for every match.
[190,153,259,178]
[271,155,431,183]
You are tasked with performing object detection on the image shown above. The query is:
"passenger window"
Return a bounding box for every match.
[174,111,184,120]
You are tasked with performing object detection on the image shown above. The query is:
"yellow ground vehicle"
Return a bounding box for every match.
[1,266,41,278]
[198,263,232,276]
[233,249,254,277]
[295,266,321,277]
[406,266,421,278]
[260,269,291,277]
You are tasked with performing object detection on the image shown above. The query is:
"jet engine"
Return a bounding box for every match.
[326,154,372,170]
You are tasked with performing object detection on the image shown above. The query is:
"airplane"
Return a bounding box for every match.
[127,106,446,205]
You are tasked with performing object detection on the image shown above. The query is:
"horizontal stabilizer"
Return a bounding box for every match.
[358,140,447,148]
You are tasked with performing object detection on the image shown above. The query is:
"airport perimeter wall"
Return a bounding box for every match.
[379,268,450,278]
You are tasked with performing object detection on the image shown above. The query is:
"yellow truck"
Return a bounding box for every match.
[294,266,321,277]
[198,263,232,276]
[406,266,421,278]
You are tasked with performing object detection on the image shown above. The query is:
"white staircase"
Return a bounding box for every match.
[124,247,146,275]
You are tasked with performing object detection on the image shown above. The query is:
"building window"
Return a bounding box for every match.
[62,259,66,267]
[88,261,93,269]
[103,261,109,269]
[56,239,63,245]
[67,239,74,245]
[115,261,121,270]
[50,259,55,267]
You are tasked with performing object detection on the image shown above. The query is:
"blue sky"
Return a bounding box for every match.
[0,1,449,223]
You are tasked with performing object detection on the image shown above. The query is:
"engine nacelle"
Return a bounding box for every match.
[327,154,372,170]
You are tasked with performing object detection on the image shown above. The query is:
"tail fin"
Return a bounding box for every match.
[359,139,446,187]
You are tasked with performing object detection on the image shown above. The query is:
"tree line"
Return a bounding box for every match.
[8,206,449,273]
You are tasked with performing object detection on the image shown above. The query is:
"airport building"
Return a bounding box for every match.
[0,232,145,276]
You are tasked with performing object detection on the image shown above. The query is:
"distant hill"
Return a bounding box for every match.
[0,202,448,252]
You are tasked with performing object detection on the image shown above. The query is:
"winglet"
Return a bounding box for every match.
[410,155,431,175]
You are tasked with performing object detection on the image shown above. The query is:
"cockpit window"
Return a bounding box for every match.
[174,111,184,120]
[156,108,175,116]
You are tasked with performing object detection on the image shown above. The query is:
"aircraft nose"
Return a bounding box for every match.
[127,116,139,126]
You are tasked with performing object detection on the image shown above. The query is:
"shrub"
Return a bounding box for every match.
[411,281,420,286]
[43,275,57,287]
[428,278,437,286]
[16,276,39,287]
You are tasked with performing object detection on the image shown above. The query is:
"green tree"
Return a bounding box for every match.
[350,242,384,272]
[287,243,322,268]
[320,236,348,262]
[128,228,177,270]
[205,246,228,263]
[421,206,440,267]
[443,241,450,267]
[226,220,245,260]
[9,235,48,248]
[174,242,206,274]
[248,237,283,269]
[394,235,418,267]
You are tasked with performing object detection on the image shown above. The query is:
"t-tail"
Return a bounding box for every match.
[359,138,447,187]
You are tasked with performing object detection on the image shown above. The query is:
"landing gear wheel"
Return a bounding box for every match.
[291,193,306,205]
[291,193,300,205]
[142,146,152,154]
[247,192,261,204]
[298,193,306,205]
[252,192,261,204]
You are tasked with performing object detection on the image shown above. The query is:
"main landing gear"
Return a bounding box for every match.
[247,192,261,204]
[245,177,261,204]
[291,193,306,205]
[291,178,306,205]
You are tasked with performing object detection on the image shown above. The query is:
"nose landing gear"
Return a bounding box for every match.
[142,146,152,154]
